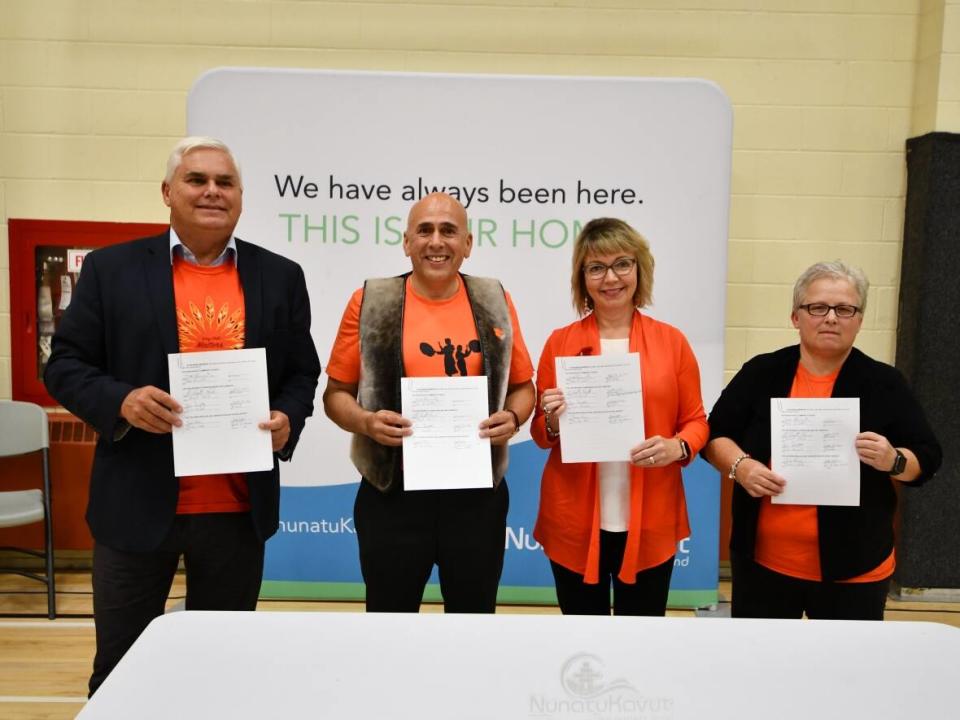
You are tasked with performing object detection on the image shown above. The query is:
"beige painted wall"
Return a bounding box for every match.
[2,0,959,398]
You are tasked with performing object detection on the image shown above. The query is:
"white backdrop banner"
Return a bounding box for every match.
[187,69,731,606]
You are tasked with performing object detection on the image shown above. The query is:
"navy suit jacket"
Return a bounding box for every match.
[44,231,321,551]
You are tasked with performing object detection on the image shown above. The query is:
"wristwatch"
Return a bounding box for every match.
[888,449,907,476]
[676,437,690,462]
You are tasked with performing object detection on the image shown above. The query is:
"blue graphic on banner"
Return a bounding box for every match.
[264,439,718,604]
[266,482,362,583]
[500,441,551,586]
[672,456,720,591]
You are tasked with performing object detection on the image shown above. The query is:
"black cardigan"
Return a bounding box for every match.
[707,345,942,581]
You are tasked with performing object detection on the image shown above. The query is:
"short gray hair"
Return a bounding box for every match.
[164,136,242,185]
[792,260,869,312]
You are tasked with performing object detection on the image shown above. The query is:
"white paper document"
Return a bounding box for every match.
[168,348,274,477]
[770,397,860,506]
[401,375,493,491]
[556,353,644,464]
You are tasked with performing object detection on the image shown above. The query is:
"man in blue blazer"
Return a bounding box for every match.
[45,137,321,695]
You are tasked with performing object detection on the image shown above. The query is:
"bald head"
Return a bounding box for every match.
[403,192,473,300]
[406,192,468,231]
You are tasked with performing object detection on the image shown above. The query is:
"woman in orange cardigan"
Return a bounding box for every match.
[532,218,709,615]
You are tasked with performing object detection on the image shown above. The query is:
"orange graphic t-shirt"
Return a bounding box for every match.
[755,362,894,582]
[326,277,533,384]
[172,256,251,514]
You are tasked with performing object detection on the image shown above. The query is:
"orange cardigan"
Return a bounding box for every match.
[531,311,709,584]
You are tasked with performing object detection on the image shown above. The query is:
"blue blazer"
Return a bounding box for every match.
[45,231,321,551]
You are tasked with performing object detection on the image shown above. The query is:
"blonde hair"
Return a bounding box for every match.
[571,218,654,315]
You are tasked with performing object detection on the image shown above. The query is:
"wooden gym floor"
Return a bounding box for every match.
[2,571,959,720]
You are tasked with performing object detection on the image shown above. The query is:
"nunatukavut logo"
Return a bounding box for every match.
[529,652,673,720]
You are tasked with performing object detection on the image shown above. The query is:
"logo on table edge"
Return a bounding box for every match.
[528,651,674,719]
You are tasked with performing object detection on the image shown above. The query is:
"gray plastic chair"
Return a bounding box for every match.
[0,400,55,618]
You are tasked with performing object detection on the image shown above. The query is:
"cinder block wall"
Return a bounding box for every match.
[2,0,958,397]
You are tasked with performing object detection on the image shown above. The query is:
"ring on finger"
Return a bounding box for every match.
[648,455,655,465]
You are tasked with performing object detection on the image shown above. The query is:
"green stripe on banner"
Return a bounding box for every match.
[261,581,718,610]
[667,589,719,609]
[260,581,366,601]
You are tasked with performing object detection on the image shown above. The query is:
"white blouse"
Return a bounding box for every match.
[598,337,631,532]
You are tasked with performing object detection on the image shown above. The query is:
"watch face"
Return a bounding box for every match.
[892,451,907,475]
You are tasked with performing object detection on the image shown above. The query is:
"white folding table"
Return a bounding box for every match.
[78,611,960,719]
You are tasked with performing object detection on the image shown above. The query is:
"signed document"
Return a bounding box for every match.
[168,348,274,477]
[556,353,644,464]
[770,398,860,506]
[401,375,493,491]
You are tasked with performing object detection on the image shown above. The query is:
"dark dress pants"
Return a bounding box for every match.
[354,478,509,613]
[89,512,264,696]
[550,530,675,616]
[730,551,890,620]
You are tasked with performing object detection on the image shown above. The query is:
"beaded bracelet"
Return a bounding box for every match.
[544,413,560,440]
[728,453,751,482]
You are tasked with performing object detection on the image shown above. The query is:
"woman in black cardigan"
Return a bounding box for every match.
[704,261,941,620]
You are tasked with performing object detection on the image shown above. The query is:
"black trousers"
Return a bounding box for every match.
[550,530,675,616]
[354,478,509,613]
[730,551,890,620]
[89,512,264,696]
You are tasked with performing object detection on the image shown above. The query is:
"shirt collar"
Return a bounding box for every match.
[169,227,238,267]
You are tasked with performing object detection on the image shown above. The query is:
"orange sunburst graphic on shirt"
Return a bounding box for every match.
[177,296,245,351]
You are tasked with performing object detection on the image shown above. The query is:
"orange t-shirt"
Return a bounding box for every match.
[326,277,533,384]
[172,256,251,514]
[755,362,894,582]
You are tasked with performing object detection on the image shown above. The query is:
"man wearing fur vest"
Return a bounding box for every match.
[323,192,535,613]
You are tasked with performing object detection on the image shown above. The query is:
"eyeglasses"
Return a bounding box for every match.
[584,257,636,280]
[798,303,861,319]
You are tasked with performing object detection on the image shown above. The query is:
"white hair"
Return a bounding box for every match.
[164,136,242,185]
[792,260,869,312]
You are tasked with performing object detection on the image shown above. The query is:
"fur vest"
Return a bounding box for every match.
[351,273,514,492]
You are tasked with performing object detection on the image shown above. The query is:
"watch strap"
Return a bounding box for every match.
[889,449,907,475]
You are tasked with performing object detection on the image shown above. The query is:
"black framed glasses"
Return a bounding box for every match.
[584,257,636,280]
[798,303,861,318]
